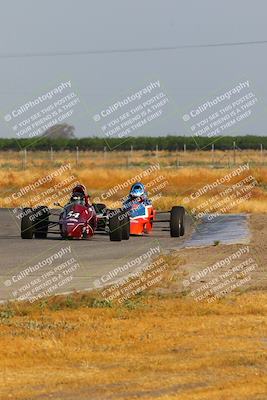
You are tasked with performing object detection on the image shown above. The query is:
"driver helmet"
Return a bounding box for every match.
[130,182,145,198]
[72,184,87,196]
[70,192,86,206]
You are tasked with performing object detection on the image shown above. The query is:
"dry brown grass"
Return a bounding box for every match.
[0,150,267,213]
[0,291,267,400]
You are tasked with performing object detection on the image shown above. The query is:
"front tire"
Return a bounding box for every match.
[21,208,34,239]
[109,211,122,241]
[33,206,50,239]
[120,210,130,240]
[170,206,185,237]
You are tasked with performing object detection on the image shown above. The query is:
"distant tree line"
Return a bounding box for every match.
[0,136,266,151]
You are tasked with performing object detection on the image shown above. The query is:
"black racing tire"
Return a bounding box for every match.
[180,223,185,236]
[21,208,34,239]
[120,210,130,240]
[170,206,185,237]
[93,203,107,214]
[33,206,50,239]
[109,210,122,241]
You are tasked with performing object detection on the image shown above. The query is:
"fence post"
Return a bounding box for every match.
[50,146,53,162]
[233,141,236,166]
[211,143,215,167]
[103,146,107,161]
[176,146,179,169]
[260,144,263,165]
[23,148,27,170]
[76,146,79,167]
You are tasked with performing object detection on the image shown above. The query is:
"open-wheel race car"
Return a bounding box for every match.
[20,191,185,241]
[20,200,130,242]
[121,200,185,237]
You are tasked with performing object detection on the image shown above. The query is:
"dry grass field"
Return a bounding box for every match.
[0,289,267,400]
[0,150,267,213]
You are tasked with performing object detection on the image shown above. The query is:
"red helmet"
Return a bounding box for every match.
[72,184,87,196]
[72,184,90,206]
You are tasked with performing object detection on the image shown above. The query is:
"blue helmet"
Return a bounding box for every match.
[130,182,145,198]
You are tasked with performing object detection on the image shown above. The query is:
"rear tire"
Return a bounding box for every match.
[109,210,122,241]
[170,206,185,237]
[21,208,34,239]
[93,203,107,214]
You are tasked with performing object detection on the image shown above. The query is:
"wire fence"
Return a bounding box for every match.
[1,143,266,170]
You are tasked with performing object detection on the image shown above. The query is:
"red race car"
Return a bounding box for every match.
[20,200,130,242]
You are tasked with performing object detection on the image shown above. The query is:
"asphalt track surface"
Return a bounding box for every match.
[0,208,194,302]
[0,209,250,302]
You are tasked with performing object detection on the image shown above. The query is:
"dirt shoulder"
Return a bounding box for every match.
[158,213,267,299]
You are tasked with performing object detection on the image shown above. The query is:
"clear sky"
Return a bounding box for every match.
[0,0,266,138]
